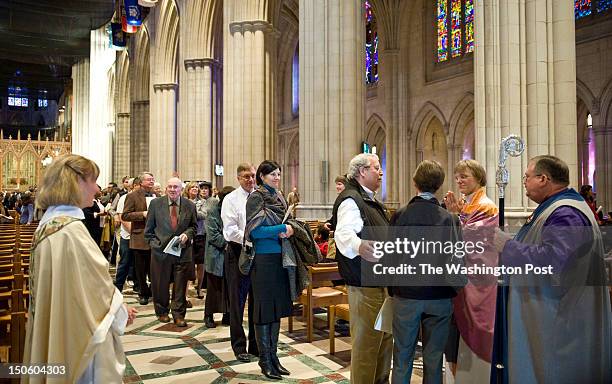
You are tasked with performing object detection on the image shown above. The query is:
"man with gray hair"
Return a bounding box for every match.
[145,177,197,327]
[331,153,392,384]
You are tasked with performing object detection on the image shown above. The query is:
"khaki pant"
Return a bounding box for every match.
[348,286,393,384]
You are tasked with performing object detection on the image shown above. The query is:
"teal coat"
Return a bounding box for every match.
[204,199,226,276]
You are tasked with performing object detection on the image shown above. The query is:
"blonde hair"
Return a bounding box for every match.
[454,159,487,187]
[36,154,100,210]
[183,181,199,198]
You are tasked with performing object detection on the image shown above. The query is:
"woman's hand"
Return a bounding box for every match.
[444,191,464,213]
[280,224,294,238]
[126,307,138,326]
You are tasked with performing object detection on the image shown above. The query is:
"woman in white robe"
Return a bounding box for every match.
[23,154,136,383]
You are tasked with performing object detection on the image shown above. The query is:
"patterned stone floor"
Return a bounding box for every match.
[120,282,424,383]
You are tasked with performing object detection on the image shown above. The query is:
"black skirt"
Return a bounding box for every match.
[251,252,292,324]
[204,273,228,315]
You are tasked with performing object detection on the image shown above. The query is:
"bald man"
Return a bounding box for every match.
[145,178,198,326]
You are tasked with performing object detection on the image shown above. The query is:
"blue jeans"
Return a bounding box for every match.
[114,237,134,291]
[392,297,452,384]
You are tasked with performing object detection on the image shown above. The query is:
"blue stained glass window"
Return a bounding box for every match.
[597,0,612,12]
[7,86,28,108]
[575,0,592,18]
[365,1,379,84]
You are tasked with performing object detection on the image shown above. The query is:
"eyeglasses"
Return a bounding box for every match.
[522,173,549,181]
[364,165,382,172]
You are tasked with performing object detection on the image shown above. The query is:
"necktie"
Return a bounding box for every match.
[170,202,178,230]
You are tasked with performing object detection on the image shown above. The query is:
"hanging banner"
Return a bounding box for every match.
[111,22,127,50]
[124,0,142,26]
[122,15,138,33]
[138,0,158,7]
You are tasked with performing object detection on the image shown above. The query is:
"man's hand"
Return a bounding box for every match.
[494,228,512,253]
[323,222,332,231]
[179,233,189,244]
[359,240,379,262]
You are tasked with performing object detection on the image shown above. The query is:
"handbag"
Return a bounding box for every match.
[238,240,254,275]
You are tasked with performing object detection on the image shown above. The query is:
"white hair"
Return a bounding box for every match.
[347,153,379,180]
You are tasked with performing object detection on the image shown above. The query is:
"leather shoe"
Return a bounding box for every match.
[235,353,250,362]
[173,317,188,327]
[204,315,216,328]
[158,314,171,323]
[187,300,193,308]
[221,313,230,326]
[139,297,149,305]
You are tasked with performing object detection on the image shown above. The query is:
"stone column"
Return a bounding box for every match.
[593,122,612,213]
[150,83,178,183]
[178,58,217,181]
[114,112,131,179]
[223,5,278,184]
[71,59,90,161]
[475,0,577,217]
[298,0,364,219]
[130,100,150,174]
[381,48,401,209]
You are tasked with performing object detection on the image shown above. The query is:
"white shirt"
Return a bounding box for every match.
[221,186,252,244]
[334,184,375,259]
[116,194,130,240]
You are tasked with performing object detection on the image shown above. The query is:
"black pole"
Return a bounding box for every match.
[491,196,508,384]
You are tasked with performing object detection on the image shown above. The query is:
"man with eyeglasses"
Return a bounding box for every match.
[494,155,610,384]
[332,153,392,384]
[221,163,259,362]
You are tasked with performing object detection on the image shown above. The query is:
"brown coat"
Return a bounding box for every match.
[121,189,150,250]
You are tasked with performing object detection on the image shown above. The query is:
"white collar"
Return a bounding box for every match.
[361,184,374,198]
[39,205,85,229]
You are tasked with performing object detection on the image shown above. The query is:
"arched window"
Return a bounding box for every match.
[365,1,379,84]
[575,0,612,19]
[292,46,299,116]
[437,0,474,62]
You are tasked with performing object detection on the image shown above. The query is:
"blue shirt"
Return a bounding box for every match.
[250,184,287,254]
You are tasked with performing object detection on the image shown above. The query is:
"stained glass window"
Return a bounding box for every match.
[7,86,28,107]
[292,47,299,115]
[437,0,448,61]
[575,0,612,19]
[575,0,592,18]
[365,1,379,84]
[597,0,612,12]
[437,0,474,62]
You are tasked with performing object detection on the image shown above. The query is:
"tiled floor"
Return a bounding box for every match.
[121,283,425,383]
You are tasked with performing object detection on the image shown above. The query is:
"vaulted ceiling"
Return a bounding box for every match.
[0,0,115,99]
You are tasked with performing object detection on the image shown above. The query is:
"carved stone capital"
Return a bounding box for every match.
[229,20,277,35]
[184,58,220,70]
[153,83,178,92]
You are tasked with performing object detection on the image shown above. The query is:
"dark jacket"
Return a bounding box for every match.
[331,178,389,287]
[144,196,197,263]
[387,196,463,300]
[282,219,322,301]
[204,200,226,276]
[82,200,102,245]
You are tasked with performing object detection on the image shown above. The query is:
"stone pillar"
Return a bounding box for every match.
[298,0,364,219]
[593,122,612,213]
[150,83,178,183]
[71,59,90,162]
[178,58,217,181]
[114,112,131,179]
[130,100,150,174]
[475,0,577,217]
[381,48,401,209]
[223,5,278,185]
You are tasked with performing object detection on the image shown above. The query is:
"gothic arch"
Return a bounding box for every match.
[132,26,150,101]
[576,78,597,115]
[285,132,299,192]
[366,113,387,150]
[600,77,612,126]
[448,93,474,145]
[368,0,409,50]
[182,0,221,59]
[277,1,299,125]
[116,51,130,112]
[412,101,448,146]
[155,0,179,83]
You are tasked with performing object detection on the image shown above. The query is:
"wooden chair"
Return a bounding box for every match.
[288,263,348,346]
[328,303,350,354]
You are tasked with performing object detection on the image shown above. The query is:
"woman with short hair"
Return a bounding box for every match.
[444,159,499,383]
[24,154,136,383]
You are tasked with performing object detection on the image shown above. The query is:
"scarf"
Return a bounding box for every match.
[245,184,288,244]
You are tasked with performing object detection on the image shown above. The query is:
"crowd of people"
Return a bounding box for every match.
[5,151,609,383]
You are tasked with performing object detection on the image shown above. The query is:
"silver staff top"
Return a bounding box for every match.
[496,135,525,198]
